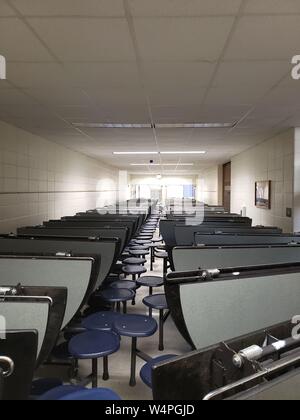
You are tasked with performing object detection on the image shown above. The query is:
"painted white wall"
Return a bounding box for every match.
[130,175,195,186]
[130,174,196,203]
[293,128,300,232]
[231,129,294,232]
[0,120,119,233]
[197,166,221,206]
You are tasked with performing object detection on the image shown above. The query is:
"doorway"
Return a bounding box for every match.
[223,162,231,212]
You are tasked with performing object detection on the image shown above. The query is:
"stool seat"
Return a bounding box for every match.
[39,386,121,401]
[82,311,122,331]
[136,276,164,288]
[122,265,147,276]
[129,249,149,257]
[123,257,147,265]
[143,294,168,311]
[31,378,63,397]
[140,355,178,388]
[134,240,152,245]
[110,280,137,291]
[39,385,86,401]
[137,235,153,240]
[113,314,157,338]
[60,388,121,401]
[99,288,135,303]
[129,245,150,251]
[69,331,120,359]
[155,251,168,258]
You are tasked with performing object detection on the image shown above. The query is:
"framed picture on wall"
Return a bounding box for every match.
[255,181,271,210]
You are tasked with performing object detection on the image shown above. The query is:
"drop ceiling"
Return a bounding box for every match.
[0,0,299,174]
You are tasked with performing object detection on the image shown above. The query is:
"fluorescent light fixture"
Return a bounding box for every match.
[73,123,152,129]
[156,123,235,128]
[130,163,161,166]
[130,163,194,167]
[113,152,159,155]
[73,122,235,129]
[114,151,205,156]
[161,151,206,155]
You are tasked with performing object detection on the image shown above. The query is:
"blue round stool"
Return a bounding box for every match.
[39,385,85,400]
[123,257,147,266]
[39,385,121,401]
[140,355,178,388]
[122,264,147,281]
[137,276,164,297]
[110,280,138,306]
[68,330,120,388]
[110,280,138,291]
[129,249,150,258]
[60,388,121,401]
[137,235,153,241]
[82,311,122,332]
[143,294,170,351]
[129,245,150,251]
[113,314,158,387]
[31,378,63,398]
[99,288,135,314]
[133,240,152,246]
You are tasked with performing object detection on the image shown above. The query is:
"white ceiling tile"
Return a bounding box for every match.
[24,87,93,106]
[8,63,72,88]
[0,18,53,61]
[28,18,136,61]
[0,0,15,15]
[238,116,288,129]
[213,61,289,87]
[0,103,52,118]
[11,0,125,16]
[64,63,140,88]
[129,0,242,16]
[152,106,206,123]
[54,106,105,120]
[86,86,147,106]
[225,16,300,60]
[100,106,150,123]
[205,85,270,106]
[2,116,72,130]
[0,88,37,105]
[260,85,300,107]
[134,17,235,61]
[144,62,215,88]
[149,86,206,106]
[244,0,300,14]
[81,127,155,141]
[0,80,13,89]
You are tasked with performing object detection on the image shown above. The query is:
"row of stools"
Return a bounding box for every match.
[56,214,177,391]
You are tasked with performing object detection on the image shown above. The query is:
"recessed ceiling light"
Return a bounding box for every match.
[156,123,235,129]
[113,152,159,155]
[114,151,205,156]
[130,163,194,167]
[73,122,235,129]
[130,163,161,166]
[73,123,152,129]
[160,151,206,155]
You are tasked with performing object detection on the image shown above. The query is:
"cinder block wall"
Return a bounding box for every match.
[0,120,118,233]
